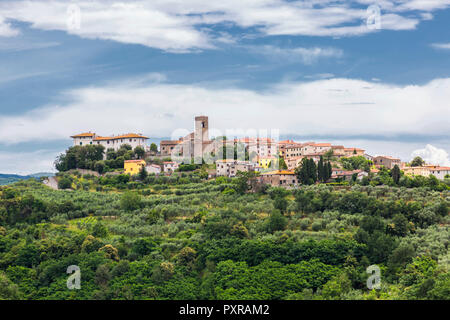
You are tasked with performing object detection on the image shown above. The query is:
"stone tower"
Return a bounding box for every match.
[194,116,209,160]
[195,116,209,142]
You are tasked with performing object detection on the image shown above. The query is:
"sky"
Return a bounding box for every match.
[0,0,449,174]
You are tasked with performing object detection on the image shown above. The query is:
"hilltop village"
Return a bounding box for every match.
[66,115,450,188]
[3,116,449,301]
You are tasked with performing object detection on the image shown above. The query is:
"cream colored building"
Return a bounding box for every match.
[216,159,257,178]
[163,161,179,173]
[146,164,162,175]
[71,132,148,152]
[403,165,450,180]
[344,148,365,157]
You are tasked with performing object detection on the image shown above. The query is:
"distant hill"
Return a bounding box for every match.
[0,172,55,186]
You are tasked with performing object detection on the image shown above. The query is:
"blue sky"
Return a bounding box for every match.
[0,0,449,174]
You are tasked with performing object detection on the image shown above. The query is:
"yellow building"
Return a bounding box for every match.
[258,156,278,169]
[124,160,146,175]
[402,166,430,177]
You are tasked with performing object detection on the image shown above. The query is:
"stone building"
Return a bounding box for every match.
[373,156,401,169]
[160,116,214,160]
[259,170,298,187]
[216,159,257,178]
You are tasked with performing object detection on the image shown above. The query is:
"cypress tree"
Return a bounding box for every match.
[309,159,317,184]
[392,164,401,184]
[318,156,324,182]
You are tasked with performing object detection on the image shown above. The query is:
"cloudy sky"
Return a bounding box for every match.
[0,0,449,174]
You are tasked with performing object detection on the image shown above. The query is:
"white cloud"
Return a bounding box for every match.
[394,0,450,12]
[0,0,447,51]
[250,45,343,64]
[0,16,19,37]
[431,43,450,50]
[0,150,59,175]
[411,144,450,166]
[0,76,449,146]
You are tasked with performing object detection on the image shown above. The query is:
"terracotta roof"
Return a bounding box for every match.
[71,132,95,138]
[375,155,400,160]
[278,139,295,144]
[262,170,296,175]
[216,159,237,163]
[312,143,331,147]
[345,147,365,151]
[94,133,148,141]
[422,166,450,171]
[124,160,145,163]
[160,140,181,144]
[286,143,305,149]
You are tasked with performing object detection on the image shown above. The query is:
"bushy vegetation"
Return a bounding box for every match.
[0,173,448,300]
[55,144,146,174]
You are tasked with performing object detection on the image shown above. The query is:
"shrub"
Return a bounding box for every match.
[58,177,72,190]
[120,192,142,211]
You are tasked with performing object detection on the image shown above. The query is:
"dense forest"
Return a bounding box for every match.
[0,170,448,300]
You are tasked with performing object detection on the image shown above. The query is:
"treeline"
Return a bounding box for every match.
[0,175,448,300]
[54,144,146,174]
[296,157,332,184]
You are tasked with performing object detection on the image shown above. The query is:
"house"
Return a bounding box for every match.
[285,154,324,170]
[330,169,364,181]
[311,143,332,154]
[258,156,278,169]
[277,140,297,157]
[332,168,347,176]
[259,170,298,187]
[160,140,182,156]
[402,166,430,177]
[357,171,369,180]
[331,145,346,158]
[216,159,256,178]
[71,132,148,155]
[373,156,401,169]
[163,161,179,173]
[247,138,277,159]
[427,166,450,180]
[286,157,303,171]
[146,164,162,175]
[284,143,305,158]
[124,160,146,175]
[403,165,450,180]
[344,148,366,157]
